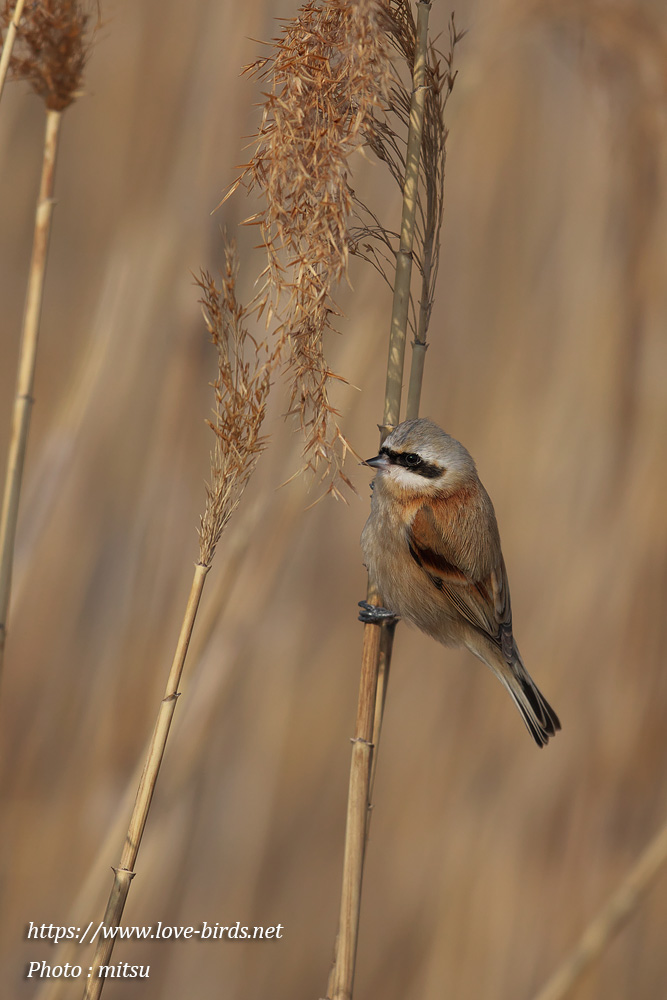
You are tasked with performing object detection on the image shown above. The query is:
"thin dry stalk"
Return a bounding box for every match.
[532,819,667,1000]
[367,618,396,803]
[0,107,61,677]
[328,7,433,999]
[381,0,430,435]
[0,0,93,677]
[350,6,461,424]
[405,14,460,419]
[82,246,271,999]
[82,563,208,1000]
[0,0,25,101]
[328,608,384,1000]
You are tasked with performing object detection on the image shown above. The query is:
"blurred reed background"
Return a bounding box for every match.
[2,0,667,998]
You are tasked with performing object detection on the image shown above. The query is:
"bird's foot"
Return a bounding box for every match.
[358,600,399,626]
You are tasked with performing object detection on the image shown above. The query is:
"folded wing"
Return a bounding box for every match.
[407,503,513,654]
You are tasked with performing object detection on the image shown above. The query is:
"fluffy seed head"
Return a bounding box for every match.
[1,0,94,110]
[196,245,272,567]
[225,0,393,497]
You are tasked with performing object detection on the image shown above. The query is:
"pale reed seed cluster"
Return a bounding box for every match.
[229,0,393,497]
[196,246,271,567]
[0,0,91,110]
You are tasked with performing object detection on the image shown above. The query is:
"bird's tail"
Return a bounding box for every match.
[500,651,561,748]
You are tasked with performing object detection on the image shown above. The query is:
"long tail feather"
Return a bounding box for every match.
[468,639,561,747]
[503,653,561,747]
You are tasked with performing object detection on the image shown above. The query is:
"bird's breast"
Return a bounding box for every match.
[361,493,448,633]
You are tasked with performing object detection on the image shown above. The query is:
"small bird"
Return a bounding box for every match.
[360,418,560,747]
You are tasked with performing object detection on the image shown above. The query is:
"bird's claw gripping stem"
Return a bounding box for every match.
[358,600,399,626]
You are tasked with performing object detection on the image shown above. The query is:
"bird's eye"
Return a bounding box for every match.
[404,453,421,467]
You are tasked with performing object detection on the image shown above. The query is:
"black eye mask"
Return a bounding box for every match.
[380,447,443,480]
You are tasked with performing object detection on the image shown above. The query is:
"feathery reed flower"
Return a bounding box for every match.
[229,0,393,496]
[0,0,92,109]
[196,244,271,566]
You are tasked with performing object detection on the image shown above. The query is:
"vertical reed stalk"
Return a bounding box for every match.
[0,0,25,100]
[368,621,396,802]
[329,616,384,1000]
[0,107,62,677]
[381,0,431,436]
[405,197,434,420]
[328,6,432,998]
[82,563,209,1000]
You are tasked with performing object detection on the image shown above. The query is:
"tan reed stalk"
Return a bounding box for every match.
[405,12,459,419]
[328,7,432,999]
[532,819,667,1000]
[82,564,209,1000]
[328,617,384,999]
[0,106,61,677]
[367,620,396,799]
[404,129,436,420]
[0,0,93,678]
[81,252,271,1000]
[0,0,25,100]
[380,0,431,436]
[404,278,429,418]
[37,510,266,1000]
[37,557,237,1000]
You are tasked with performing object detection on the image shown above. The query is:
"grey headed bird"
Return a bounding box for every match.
[360,418,560,747]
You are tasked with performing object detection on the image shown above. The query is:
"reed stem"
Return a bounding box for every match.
[381,0,431,437]
[0,107,62,678]
[328,5,432,998]
[329,593,383,1000]
[82,562,209,1000]
[405,194,434,420]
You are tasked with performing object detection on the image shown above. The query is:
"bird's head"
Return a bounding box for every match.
[363,418,477,498]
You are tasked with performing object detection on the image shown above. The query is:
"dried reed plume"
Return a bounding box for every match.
[0,0,92,109]
[83,244,272,999]
[197,246,271,566]
[227,0,393,497]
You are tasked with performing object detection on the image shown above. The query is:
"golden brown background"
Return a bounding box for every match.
[2,1,667,998]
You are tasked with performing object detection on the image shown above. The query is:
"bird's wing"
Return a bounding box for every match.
[408,504,513,652]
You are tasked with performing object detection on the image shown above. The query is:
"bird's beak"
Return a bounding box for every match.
[363,453,390,469]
